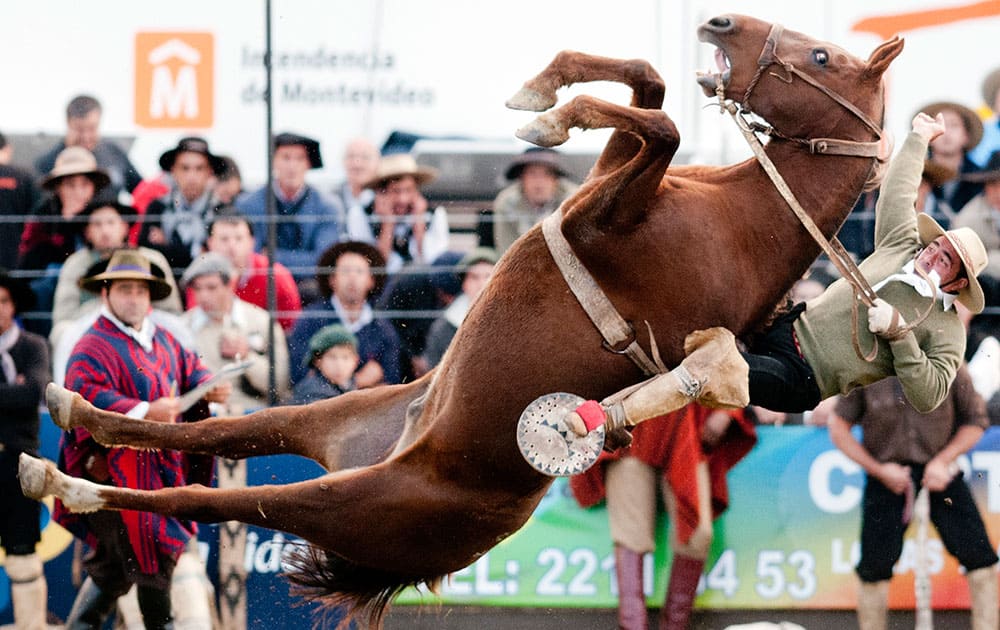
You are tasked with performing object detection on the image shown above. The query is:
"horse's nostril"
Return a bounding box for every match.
[708,16,732,30]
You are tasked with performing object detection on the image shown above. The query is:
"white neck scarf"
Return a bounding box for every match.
[0,324,21,384]
[871,259,957,311]
[331,295,373,334]
[101,305,156,352]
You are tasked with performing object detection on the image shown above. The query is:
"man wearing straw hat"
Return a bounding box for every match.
[55,248,230,630]
[563,113,990,448]
[345,153,450,273]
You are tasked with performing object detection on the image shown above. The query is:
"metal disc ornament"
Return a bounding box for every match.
[517,392,605,476]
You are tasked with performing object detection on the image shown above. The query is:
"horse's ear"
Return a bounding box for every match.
[863,36,904,79]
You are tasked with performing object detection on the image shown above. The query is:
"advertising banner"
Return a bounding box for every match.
[3,419,998,625]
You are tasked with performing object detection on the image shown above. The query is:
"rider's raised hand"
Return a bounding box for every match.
[912,111,945,143]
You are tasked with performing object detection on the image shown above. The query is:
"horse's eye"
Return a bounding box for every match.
[812,49,830,66]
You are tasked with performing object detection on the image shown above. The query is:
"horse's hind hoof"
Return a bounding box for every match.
[46,383,79,430]
[18,454,52,500]
[515,113,570,148]
[506,86,557,112]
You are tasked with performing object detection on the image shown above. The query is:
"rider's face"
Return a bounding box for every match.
[915,236,969,293]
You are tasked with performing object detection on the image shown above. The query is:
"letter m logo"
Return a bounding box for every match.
[135,32,214,128]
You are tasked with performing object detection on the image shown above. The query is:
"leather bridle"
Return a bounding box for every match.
[737,23,884,158]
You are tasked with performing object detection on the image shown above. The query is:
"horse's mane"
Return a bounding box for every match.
[283,543,443,629]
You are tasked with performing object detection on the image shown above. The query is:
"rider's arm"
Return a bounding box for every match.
[886,318,964,413]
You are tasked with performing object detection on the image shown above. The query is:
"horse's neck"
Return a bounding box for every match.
[740,140,872,304]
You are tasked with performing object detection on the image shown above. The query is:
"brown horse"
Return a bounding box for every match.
[20,14,902,628]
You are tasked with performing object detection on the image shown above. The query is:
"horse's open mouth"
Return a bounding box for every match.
[696,47,732,96]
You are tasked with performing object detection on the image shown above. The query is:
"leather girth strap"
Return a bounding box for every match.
[542,209,666,376]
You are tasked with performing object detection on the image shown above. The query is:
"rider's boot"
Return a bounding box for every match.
[567,327,749,437]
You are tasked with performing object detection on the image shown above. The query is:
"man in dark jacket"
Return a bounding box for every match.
[34,94,142,203]
[0,269,51,629]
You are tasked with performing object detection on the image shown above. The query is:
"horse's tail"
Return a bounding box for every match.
[284,543,443,629]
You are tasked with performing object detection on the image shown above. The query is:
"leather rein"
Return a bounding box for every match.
[719,23,934,360]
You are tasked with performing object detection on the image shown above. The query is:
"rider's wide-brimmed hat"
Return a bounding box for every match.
[917,213,988,313]
[917,101,984,150]
[79,248,173,301]
[41,146,111,191]
[362,153,439,190]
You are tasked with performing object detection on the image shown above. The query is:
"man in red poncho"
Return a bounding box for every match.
[570,403,756,629]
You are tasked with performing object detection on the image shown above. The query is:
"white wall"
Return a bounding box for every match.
[1,0,996,187]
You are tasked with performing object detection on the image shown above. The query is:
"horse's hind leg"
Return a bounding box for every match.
[518,94,678,230]
[47,378,428,470]
[507,51,665,175]
[507,51,665,113]
[20,454,339,547]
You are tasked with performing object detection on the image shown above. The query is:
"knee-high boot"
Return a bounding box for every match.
[658,554,704,630]
[856,580,889,630]
[967,566,999,630]
[615,545,648,630]
[65,577,118,630]
[5,553,47,630]
[136,585,175,630]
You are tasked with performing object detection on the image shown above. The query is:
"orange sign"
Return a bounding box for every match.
[134,32,214,128]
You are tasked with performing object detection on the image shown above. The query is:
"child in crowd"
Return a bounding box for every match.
[290,324,359,405]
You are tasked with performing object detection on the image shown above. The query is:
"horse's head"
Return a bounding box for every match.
[697,14,903,145]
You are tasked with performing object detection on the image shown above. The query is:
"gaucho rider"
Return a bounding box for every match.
[565,111,990,440]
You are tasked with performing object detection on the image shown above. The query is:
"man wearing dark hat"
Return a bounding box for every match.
[491,147,579,252]
[922,101,986,213]
[236,132,342,280]
[56,248,230,630]
[139,136,227,272]
[0,269,51,630]
[51,200,182,349]
[952,150,1000,279]
[345,153,450,273]
[288,241,401,386]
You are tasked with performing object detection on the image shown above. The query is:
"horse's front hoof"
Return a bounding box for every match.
[18,454,51,500]
[46,383,79,430]
[515,114,570,148]
[505,86,557,112]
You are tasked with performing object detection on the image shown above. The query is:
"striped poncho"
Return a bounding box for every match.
[55,314,213,575]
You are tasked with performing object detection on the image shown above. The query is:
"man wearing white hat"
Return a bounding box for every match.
[345,153,450,273]
[564,113,991,448]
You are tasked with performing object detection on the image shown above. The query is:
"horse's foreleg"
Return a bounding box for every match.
[48,379,429,470]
